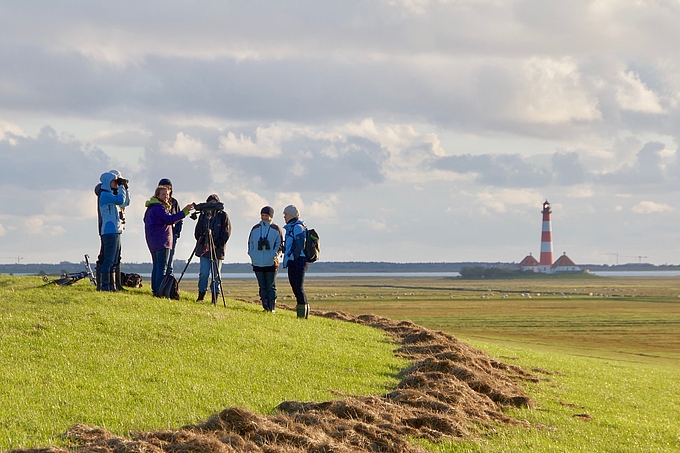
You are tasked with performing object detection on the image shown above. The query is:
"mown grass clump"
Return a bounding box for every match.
[0,276,408,450]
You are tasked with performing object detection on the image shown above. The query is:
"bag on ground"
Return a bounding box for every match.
[304,228,320,263]
[121,272,143,288]
[158,274,180,300]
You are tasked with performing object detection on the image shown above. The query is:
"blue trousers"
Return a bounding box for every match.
[198,256,223,294]
[255,270,278,311]
[167,234,179,275]
[151,248,171,296]
[100,233,121,291]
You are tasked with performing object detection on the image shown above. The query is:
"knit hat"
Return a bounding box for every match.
[158,178,172,187]
[206,193,220,203]
[283,205,299,218]
[260,206,274,217]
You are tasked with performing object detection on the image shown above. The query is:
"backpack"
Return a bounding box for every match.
[304,228,320,263]
[158,274,180,300]
[121,272,143,288]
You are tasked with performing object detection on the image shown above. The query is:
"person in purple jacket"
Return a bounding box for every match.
[143,185,194,296]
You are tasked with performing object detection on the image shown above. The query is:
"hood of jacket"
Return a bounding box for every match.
[99,170,121,192]
[145,197,170,209]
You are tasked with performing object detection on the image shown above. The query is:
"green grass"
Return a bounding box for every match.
[4,274,680,452]
[418,342,680,452]
[283,276,680,453]
[0,276,408,450]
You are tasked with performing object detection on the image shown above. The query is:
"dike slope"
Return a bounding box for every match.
[12,308,539,453]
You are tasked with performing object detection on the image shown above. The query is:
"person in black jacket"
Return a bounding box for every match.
[158,178,183,275]
[194,194,231,303]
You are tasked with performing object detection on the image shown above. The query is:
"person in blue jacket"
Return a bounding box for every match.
[97,170,130,291]
[143,185,194,296]
[248,206,284,312]
[282,204,309,318]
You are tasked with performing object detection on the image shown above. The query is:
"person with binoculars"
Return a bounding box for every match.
[247,206,284,312]
[96,170,130,291]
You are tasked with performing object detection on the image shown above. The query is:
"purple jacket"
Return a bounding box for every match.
[144,198,188,253]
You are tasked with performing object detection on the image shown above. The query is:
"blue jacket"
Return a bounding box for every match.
[98,171,130,235]
[282,218,306,268]
[144,198,188,253]
[248,221,283,268]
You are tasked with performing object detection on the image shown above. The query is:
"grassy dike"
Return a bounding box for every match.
[0,276,408,450]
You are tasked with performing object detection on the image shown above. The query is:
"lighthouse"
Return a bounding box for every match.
[538,200,554,273]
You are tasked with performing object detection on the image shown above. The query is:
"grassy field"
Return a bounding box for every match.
[0,275,407,450]
[2,273,679,452]
[211,274,680,452]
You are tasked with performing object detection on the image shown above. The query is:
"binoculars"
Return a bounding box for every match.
[257,238,270,250]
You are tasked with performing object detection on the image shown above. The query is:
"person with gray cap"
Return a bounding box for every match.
[158,178,183,275]
[194,194,231,303]
[248,206,284,312]
[282,204,309,318]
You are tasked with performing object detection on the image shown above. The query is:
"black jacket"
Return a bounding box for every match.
[194,210,231,260]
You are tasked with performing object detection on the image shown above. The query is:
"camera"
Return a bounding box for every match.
[257,238,270,250]
[194,201,224,212]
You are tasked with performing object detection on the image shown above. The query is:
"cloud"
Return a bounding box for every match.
[0,223,5,236]
[631,201,674,214]
[616,70,665,114]
[599,141,666,185]
[431,153,552,187]
[552,151,587,185]
[0,126,111,190]
[513,57,601,124]
[0,121,28,145]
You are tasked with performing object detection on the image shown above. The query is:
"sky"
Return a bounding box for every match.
[1,0,680,266]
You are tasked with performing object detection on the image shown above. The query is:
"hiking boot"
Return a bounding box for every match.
[197,291,206,302]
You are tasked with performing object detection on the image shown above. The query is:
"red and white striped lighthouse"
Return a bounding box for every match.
[539,200,554,268]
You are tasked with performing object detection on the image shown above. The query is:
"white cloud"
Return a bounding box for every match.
[0,120,28,145]
[514,57,601,124]
[0,223,5,236]
[631,201,674,214]
[476,189,543,213]
[615,71,665,114]
[219,126,287,158]
[160,132,207,160]
[566,186,594,198]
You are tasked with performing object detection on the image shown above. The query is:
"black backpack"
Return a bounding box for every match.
[158,274,180,300]
[121,272,143,288]
[304,228,320,263]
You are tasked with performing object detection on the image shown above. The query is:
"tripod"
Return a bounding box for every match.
[178,209,226,307]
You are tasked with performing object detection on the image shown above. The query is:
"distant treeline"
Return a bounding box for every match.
[1,260,677,276]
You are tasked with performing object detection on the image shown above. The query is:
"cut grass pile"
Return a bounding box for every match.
[0,276,408,450]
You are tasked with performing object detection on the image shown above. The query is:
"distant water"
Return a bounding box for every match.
[589,270,680,277]
[153,272,462,279]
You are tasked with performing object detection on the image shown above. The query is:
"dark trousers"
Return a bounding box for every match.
[151,248,171,296]
[255,269,278,311]
[287,257,309,306]
[167,234,179,275]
